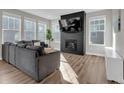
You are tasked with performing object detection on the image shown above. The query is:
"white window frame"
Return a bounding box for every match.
[51,20,60,43]
[51,20,60,50]
[2,13,21,43]
[89,15,106,46]
[24,18,36,40]
[37,22,47,42]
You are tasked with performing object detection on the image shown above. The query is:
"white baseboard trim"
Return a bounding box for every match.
[86,52,105,57]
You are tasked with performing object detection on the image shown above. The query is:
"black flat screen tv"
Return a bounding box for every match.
[59,17,81,33]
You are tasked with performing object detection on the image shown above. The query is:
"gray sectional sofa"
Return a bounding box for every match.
[2,41,60,82]
[9,44,16,66]
[2,42,10,63]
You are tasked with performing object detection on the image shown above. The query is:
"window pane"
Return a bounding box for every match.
[24,19,36,40]
[15,18,20,30]
[100,25,104,30]
[95,20,99,24]
[95,25,100,31]
[91,32,97,43]
[24,32,34,40]
[90,32,104,44]
[24,21,28,31]
[96,32,104,44]
[3,30,20,43]
[32,22,36,32]
[38,23,46,41]
[9,17,14,29]
[3,16,8,29]
[89,17,105,45]
[100,20,104,24]
[2,15,21,43]
[38,32,45,41]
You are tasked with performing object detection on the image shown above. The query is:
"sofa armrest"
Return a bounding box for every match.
[2,44,9,62]
[38,51,60,80]
[9,44,16,66]
[15,47,39,81]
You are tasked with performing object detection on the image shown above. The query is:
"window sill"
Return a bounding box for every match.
[89,44,105,47]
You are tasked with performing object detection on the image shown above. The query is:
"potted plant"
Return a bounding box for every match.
[46,29,54,47]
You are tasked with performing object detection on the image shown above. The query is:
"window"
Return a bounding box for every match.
[24,19,36,40]
[52,24,60,42]
[89,16,106,45]
[51,20,60,50]
[37,23,46,42]
[2,15,21,43]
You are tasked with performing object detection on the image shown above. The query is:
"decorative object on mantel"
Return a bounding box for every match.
[113,10,121,33]
[46,29,54,48]
[117,17,121,32]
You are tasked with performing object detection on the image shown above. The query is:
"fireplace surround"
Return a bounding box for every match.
[60,11,86,55]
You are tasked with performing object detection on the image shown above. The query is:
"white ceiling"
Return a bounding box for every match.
[20,9,103,20]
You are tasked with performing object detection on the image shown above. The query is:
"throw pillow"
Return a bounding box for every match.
[34,42,41,46]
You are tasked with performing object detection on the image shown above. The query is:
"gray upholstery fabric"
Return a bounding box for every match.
[2,43,10,63]
[17,40,33,47]
[26,46,44,56]
[2,44,5,61]
[9,44,16,66]
[15,47,39,81]
[15,47,60,81]
[2,41,60,81]
[38,51,60,80]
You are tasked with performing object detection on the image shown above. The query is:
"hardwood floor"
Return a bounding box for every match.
[0,53,118,84]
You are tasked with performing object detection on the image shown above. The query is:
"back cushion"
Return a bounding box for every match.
[26,46,44,56]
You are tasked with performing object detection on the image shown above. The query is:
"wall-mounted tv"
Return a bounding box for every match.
[59,17,81,33]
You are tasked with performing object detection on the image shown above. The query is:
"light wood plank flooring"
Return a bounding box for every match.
[0,53,118,84]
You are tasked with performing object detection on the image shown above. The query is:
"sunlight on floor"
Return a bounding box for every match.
[0,76,12,84]
[60,53,79,84]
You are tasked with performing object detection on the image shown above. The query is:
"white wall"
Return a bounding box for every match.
[111,9,119,50]
[86,10,113,56]
[0,9,51,59]
[115,9,124,59]
[50,19,60,50]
